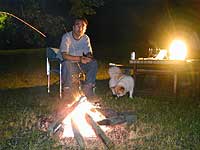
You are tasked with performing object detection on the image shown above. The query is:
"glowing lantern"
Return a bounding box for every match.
[169,40,187,60]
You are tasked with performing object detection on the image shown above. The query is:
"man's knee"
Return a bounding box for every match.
[90,59,98,70]
[62,60,73,68]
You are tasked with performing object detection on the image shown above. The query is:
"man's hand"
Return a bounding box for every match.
[80,56,92,64]
[83,52,93,59]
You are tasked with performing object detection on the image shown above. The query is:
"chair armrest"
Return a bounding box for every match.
[47,47,63,62]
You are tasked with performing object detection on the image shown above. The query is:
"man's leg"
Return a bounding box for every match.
[80,59,98,97]
[61,61,79,89]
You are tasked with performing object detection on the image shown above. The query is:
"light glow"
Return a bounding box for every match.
[155,49,167,60]
[169,39,187,60]
[62,96,109,138]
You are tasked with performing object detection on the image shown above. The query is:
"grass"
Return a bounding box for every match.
[0,49,200,149]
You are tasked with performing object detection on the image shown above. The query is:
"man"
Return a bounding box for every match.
[58,17,97,98]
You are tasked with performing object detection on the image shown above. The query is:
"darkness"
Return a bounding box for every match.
[1,0,200,59]
[88,0,167,59]
[87,0,200,59]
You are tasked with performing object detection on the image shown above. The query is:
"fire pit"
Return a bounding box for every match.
[39,95,137,149]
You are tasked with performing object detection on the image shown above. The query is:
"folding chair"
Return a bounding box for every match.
[46,47,62,98]
[46,47,86,99]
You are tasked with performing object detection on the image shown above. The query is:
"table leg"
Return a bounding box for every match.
[133,64,137,94]
[173,72,177,95]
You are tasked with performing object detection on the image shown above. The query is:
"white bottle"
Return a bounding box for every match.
[131,52,135,60]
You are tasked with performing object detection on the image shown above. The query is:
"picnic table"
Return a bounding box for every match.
[129,59,200,96]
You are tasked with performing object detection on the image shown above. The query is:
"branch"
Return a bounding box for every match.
[0,11,46,38]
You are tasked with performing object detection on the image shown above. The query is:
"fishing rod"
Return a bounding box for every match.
[0,11,46,38]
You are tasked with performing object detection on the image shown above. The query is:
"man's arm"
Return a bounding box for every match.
[62,52,81,61]
[62,52,92,64]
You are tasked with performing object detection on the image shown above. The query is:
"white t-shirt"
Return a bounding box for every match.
[57,31,92,61]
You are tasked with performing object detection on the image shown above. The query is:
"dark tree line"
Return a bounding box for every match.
[0,0,104,49]
[0,0,200,59]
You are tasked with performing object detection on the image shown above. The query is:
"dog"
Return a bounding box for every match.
[108,66,134,98]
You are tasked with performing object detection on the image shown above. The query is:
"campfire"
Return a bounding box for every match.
[39,95,137,149]
[61,96,109,138]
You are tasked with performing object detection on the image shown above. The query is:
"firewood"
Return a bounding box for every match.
[97,115,126,125]
[48,99,81,135]
[97,113,137,126]
[71,118,86,150]
[85,113,115,150]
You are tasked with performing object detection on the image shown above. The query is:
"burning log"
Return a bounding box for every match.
[48,96,86,135]
[85,113,115,150]
[71,118,86,150]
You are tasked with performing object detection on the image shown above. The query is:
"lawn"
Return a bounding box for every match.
[0,49,200,149]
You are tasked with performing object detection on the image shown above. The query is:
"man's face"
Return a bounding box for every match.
[73,20,87,37]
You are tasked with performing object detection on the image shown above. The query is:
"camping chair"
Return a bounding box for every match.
[46,47,86,99]
[46,47,62,98]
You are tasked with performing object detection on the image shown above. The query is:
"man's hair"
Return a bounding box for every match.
[74,17,88,26]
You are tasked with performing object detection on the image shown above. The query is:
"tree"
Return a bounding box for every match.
[0,14,7,31]
[0,0,104,49]
[69,0,104,17]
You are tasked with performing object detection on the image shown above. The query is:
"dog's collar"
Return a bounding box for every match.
[116,74,126,84]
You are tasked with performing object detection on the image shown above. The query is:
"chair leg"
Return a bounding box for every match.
[47,57,50,93]
[59,63,62,99]
[93,87,96,94]
[48,74,50,93]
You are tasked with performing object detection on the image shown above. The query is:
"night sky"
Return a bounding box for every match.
[1,0,200,58]
[88,0,200,58]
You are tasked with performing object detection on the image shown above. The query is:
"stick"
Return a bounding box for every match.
[97,113,137,126]
[71,118,86,150]
[85,113,114,150]
[48,99,81,135]
[0,11,46,38]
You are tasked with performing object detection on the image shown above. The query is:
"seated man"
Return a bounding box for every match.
[57,17,98,98]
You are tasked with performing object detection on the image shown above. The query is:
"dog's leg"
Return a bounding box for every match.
[111,87,116,95]
[129,90,133,98]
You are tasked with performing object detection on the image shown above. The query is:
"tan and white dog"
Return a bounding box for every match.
[108,66,134,98]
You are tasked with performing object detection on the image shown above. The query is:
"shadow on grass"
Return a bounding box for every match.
[0,85,62,113]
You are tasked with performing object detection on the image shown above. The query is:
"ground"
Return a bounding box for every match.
[0,49,200,149]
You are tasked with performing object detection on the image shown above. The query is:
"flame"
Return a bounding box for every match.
[62,96,109,138]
